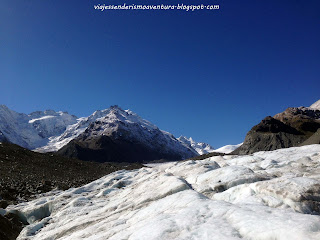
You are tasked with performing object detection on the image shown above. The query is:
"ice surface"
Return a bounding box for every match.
[5,144,320,240]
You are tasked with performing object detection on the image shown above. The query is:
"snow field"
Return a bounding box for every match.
[5,144,320,239]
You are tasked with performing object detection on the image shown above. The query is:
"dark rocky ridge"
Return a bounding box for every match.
[274,107,320,134]
[232,107,320,155]
[0,142,142,204]
[57,134,187,163]
[188,151,226,160]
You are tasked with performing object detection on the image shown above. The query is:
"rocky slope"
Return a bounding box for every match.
[233,100,320,155]
[57,106,197,162]
[0,142,142,205]
[300,128,320,146]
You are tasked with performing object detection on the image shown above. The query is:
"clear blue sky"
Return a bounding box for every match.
[1,0,320,148]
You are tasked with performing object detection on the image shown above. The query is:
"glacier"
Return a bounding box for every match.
[4,144,320,240]
[213,143,243,154]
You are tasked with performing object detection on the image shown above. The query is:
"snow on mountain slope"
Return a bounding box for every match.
[39,106,198,159]
[28,110,78,140]
[7,144,320,240]
[310,99,320,110]
[0,105,198,157]
[178,136,215,155]
[213,143,243,154]
[55,106,198,161]
[35,108,113,152]
[0,105,77,149]
[177,137,242,155]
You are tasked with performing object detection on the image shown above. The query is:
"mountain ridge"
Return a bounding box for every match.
[232,100,320,155]
[56,106,198,162]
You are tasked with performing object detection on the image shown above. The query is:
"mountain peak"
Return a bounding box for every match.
[110,105,123,111]
[178,136,214,155]
[57,108,198,162]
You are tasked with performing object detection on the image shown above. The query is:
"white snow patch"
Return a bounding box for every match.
[213,143,243,154]
[28,116,55,124]
[310,99,320,110]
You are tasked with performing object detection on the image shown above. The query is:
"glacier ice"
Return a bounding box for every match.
[4,144,320,240]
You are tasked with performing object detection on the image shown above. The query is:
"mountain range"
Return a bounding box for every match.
[1,100,319,161]
[0,105,220,162]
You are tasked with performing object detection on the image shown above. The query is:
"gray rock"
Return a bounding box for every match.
[233,107,320,155]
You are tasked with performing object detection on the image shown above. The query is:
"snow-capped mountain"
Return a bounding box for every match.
[0,105,202,159]
[57,106,198,162]
[0,105,77,149]
[35,108,114,152]
[213,143,243,154]
[177,137,242,155]
[8,144,320,239]
[310,99,320,110]
[0,105,234,161]
[178,136,215,155]
[39,106,190,154]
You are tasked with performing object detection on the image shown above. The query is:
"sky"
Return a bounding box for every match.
[1,0,320,148]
